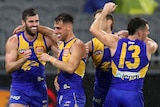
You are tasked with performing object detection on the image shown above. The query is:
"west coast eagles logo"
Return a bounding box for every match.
[94,50,102,55]
[19,49,26,54]
[63,48,70,57]
[35,46,45,55]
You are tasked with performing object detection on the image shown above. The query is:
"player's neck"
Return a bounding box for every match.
[105,29,112,34]
[64,32,75,43]
[128,34,139,40]
[24,31,37,42]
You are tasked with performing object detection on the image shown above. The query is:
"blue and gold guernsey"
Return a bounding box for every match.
[91,38,112,88]
[92,38,111,71]
[111,38,149,91]
[104,38,149,107]
[12,31,48,89]
[56,38,86,107]
[57,38,86,95]
[91,38,112,107]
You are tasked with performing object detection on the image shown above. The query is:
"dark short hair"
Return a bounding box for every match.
[22,8,38,21]
[94,9,114,30]
[94,9,113,21]
[54,13,73,24]
[127,17,148,35]
[94,9,103,17]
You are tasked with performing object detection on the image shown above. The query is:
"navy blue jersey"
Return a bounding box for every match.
[9,32,48,106]
[58,38,85,94]
[111,38,149,91]
[104,38,149,107]
[57,38,86,107]
[11,32,48,89]
[91,37,112,107]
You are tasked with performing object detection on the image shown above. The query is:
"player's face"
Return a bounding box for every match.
[102,18,111,31]
[24,15,39,36]
[142,24,150,41]
[54,21,68,42]
[94,13,110,31]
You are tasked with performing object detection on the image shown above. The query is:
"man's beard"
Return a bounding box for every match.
[26,26,37,37]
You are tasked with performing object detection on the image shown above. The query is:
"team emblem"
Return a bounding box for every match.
[35,46,45,55]
[63,48,70,57]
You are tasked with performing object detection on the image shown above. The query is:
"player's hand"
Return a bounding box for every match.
[117,30,129,38]
[13,25,25,34]
[84,44,89,62]
[23,49,32,62]
[103,2,117,13]
[39,53,51,62]
[85,44,89,54]
[54,76,60,91]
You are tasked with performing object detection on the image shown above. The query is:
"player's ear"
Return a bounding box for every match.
[66,23,72,31]
[21,20,25,25]
[107,19,112,26]
[137,30,143,36]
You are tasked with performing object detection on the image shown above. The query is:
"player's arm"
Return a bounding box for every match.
[54,75,59,91]
[117,30,129,38]
[12,25,25,34]
[54,39,86,74]
[85,40,92,61]
[40,39,86,74]
[45,35,58,58]
[38,25,58,43]
[89,2,118,48]
[5,35,31,73]
[146,37,158,60]
[13,25,58,43]
[50,43,58,58]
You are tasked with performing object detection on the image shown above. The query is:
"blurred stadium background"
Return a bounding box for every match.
[0,0,160,107]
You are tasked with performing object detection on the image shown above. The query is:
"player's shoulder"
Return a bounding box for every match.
[92,37,101,42]
[72,38,85,49]
[7,34,18,42]
[74,38,83,43]
[5,34,18,48]
[146,39,158,54]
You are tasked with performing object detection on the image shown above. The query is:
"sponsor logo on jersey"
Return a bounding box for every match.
[63,84,71,89]
[19,49,26,54]
[116,70,140,80]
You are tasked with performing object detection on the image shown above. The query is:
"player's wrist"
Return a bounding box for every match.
[49,56,57,65]
[22,57,26,63]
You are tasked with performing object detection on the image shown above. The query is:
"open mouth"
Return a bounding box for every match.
[31,27,37,30]
[57,34,61,38]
